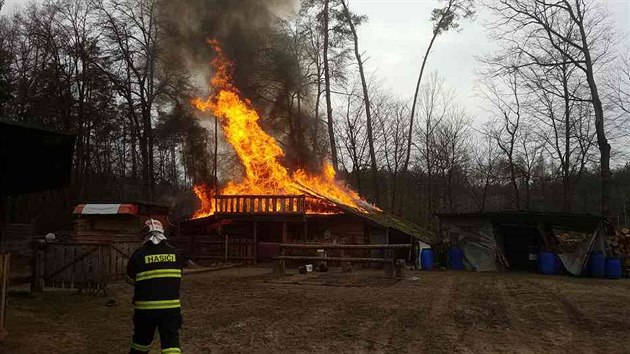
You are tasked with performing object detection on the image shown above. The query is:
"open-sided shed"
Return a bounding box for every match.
[436,212,604,275]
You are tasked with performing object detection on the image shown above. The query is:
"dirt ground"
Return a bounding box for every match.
[2,267,630,354]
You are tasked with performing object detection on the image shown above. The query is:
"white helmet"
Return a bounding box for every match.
[142,218,164,235]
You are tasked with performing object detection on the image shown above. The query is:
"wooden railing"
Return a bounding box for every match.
[274,243,411,278]
[215,195,305,215]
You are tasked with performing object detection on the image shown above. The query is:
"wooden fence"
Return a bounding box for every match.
[0,253,9,340]
[171,234,255,264]
[31,241,140,294]
[274,243,411,278]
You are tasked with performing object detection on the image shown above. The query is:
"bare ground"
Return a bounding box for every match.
[2,268,630,354]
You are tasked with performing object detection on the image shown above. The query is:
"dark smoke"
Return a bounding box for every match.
[161,0,320,173]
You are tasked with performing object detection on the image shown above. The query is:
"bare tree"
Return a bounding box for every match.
[607,48,630,145]
[485,0,615,216]
[433,108,469,212]
[373,90,408,212]
[321,0,340,170]
[469,130,499,212]
[415,72,455,214]
[338,0,379,204]
[337,81,368,193]
[402,0,475,177]
[481,71,522,209]
[95,0,172,199]
[515,128,544,210]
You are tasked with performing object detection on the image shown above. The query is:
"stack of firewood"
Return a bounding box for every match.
[607,228,630,256]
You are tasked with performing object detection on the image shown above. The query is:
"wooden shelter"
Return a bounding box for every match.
[72,203,169,243]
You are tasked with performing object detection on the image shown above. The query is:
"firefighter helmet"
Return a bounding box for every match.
[141,218,164,235]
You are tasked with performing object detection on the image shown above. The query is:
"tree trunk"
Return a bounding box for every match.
[508,155,520,210]
[322,0,338,170]
[572,1,611,217]
[402,1,454,175]
[340,0,380,205]
[404,32,439,176]
[561,62,572,212]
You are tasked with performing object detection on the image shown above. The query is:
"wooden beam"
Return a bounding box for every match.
[274,256,393,263]
[278,243,411,250]
[0,252,10,339]
[253,221,258,265]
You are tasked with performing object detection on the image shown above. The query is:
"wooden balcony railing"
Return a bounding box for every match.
[215,195,305,215]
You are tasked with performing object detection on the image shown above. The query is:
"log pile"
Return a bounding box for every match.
[553,229,589,252]
[607,228,630,257]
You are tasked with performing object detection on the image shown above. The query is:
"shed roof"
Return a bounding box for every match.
[0,119,75,195]
[436,211,601,231]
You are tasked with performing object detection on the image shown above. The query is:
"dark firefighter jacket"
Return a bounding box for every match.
[126,241,184,311]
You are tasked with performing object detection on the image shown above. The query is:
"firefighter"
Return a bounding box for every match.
[127,219,183,354]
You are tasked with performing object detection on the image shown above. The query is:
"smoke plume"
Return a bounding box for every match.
[160,0,320,174]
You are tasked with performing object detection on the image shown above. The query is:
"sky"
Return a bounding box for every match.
[348,0,630,122]
[2,0,630,123]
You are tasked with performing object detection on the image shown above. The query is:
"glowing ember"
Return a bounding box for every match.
[191,40,371,218]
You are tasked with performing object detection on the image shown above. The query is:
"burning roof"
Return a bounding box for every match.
[191,40,373,217]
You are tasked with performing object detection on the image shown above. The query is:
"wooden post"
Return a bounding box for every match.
[0,195,6,252]
[0,252,10,341]
[190,234,196,262]
[282,221,288,243]
[253,221,258,265]
[383,248,394,278]
[394,259,406,279]
[279,245,286,274]
[30,240,44,292]
[224,234,228,262]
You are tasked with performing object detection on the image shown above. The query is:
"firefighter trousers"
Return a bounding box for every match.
[130,309,182,353]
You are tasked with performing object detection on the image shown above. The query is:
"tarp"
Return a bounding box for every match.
[460,221,498,272]
[73,204,139,215]
[557,224,605,275]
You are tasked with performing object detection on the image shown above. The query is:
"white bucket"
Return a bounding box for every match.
[305,264,313,272]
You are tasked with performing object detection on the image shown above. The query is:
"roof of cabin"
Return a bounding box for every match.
[297,186,434,244]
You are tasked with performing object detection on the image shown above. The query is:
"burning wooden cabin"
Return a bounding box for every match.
[176,193,431,265]
[173,41,431,265]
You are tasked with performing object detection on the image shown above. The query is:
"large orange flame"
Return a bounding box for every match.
[191,40,371,218]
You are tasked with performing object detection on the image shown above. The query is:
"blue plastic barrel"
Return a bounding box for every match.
[448,247,465,270]
[606,257,622,279]
[420,249,434,270]
[590,252,606,278]
[554,254,563,275]
[539,251,555,275]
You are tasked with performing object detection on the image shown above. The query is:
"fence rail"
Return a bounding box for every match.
[274,243,411,278]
